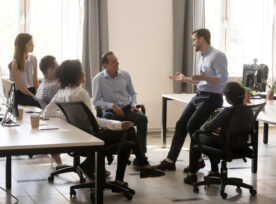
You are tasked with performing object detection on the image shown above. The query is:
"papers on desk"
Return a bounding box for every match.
[39,121,59,130]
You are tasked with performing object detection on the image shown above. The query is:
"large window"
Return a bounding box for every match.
[205,0,274,76]
[0,0,84,77]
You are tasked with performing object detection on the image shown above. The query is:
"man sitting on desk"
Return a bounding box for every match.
[154,28,228,173]
[92,51,148,165]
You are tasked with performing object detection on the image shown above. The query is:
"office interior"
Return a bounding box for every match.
[0,0,276,203]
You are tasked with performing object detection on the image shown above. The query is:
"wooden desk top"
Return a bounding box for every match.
[0,106,104,150]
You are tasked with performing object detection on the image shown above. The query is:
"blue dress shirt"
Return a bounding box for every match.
[197,47,228,94]
[92,70,137,111]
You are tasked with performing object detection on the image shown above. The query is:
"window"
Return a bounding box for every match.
[205,0,274,77]
[0,0,84,77]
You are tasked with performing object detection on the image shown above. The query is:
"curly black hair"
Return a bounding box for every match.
[223,82,245,105]
[55,60,83,88]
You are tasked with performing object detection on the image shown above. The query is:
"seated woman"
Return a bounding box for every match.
[43,59,164,188]
[184,82,247,184]
[10,33,41,108]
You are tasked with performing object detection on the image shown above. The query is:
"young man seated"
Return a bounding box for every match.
[36,55,60,105]
[43,60,165,188]
[36,55,61,165]
[184,82,248,184]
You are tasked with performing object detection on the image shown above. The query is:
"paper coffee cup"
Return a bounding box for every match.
[16,108,24,121]
[30,114,40,129]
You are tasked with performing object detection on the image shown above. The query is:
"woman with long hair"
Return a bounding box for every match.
[10,33,40,107]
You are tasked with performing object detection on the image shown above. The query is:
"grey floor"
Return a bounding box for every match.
[1,125,276,204]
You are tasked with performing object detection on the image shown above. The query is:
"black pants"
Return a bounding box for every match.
[15,87,41,108]
[167,92,223,162]
[83,127,148,181]
[189,133,224,173]
[103,105,148,153]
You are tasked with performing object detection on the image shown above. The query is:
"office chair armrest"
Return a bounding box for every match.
[136,104,145,114]
[95,106,103,118]
[192,130,206,151]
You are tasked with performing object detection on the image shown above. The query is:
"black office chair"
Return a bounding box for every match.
[54,101,135,202]
[192,103,265,199]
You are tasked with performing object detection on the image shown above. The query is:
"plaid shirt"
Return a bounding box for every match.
[36,78,60,104]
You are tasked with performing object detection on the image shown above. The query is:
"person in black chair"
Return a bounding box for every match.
[183,82,260,194]
[184,82,247,184]
[92,51,148,166]
[43,60,164,189]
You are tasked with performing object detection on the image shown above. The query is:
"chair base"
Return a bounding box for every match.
[70,181,135,202]
[48,165,86,183]
[193,176,256,199]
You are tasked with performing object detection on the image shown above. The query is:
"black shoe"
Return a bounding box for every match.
[153,159,176,171]
[78,162,94,181]
[203,171,220,180]
[184,174,197,185]
[183,160,205,173]
[140,167,165,178]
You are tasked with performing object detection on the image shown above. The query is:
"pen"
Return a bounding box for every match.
[39,128,59,130]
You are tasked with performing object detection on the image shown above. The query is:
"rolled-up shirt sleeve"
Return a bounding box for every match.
[213,52,228,85]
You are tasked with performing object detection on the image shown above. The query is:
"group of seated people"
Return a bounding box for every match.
[9,32,251,192]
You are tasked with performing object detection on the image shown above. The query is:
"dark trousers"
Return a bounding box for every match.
[167,93,223,162]
[83,127,148,181]
[189,133,224,173]
[15,87,41,108]
[103,106,148,153]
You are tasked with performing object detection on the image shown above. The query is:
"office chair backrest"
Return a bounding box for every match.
[55,101,99,135]
[222,103,265,160]
[223,106,253,150]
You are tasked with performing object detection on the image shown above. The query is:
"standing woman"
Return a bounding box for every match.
[10,33,41,108]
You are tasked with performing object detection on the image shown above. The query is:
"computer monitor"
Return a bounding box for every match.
[242,64,268,92]
[1,79,19,126]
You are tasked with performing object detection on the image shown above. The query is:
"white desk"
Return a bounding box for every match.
[162,93,273,173]
[0,106,105,204]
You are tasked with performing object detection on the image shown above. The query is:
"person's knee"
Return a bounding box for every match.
[135,114,148,125]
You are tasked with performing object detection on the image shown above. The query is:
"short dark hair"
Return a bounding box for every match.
[223,82,245,105]
[55,60,83,88]
[192,28,211,44]
[101,51,114,65]
[39,55,56,75]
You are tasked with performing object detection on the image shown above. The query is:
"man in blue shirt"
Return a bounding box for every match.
[92,52,148,159]
[155,28,228,173]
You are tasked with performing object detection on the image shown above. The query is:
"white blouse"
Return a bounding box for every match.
[43,86,122,130]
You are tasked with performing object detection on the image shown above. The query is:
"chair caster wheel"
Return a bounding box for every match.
[193,186,199,194]
[48,176,54,182]
[250,189,256,195]
[80,177,86,183]
[220,191,227,199]
[124,192,133,200]
[70,189,76,197]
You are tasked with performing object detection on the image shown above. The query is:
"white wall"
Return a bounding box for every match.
[107,0,184,131]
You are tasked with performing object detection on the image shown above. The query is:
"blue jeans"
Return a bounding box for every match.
[103,107,148,153]
[167,93,223,162]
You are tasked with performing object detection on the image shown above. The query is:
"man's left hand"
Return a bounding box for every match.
[130,106,141,112]
[192,70,205,81]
